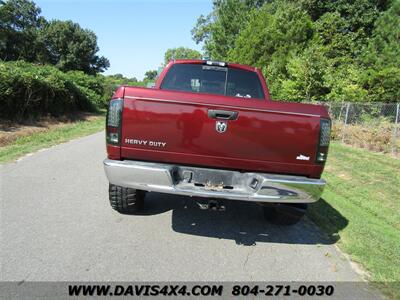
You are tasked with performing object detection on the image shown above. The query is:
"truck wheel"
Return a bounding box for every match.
[109,184,145,214]
[262,203,307,225]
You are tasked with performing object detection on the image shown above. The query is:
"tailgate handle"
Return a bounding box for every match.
[208,109,238,120]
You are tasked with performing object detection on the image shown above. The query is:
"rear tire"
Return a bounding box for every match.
[262,203,307,225]
[109,184,145,214]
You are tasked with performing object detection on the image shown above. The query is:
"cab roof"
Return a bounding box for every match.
[170,59,258,72]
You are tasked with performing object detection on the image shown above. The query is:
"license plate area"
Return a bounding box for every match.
[175,167,235,191]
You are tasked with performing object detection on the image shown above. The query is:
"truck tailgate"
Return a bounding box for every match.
[120,89,325,178]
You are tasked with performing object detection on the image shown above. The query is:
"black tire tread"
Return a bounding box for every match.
[109,184,144,214]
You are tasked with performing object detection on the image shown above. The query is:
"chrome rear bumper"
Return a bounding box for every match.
[103,159,325,203]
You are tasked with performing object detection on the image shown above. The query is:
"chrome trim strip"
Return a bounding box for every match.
[104,159,325,203]
[123,95,321,118]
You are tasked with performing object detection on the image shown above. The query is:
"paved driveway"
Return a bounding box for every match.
[1,132,363,282]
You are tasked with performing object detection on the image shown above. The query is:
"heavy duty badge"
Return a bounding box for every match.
[216,121,227,133]
[124,139,166,148]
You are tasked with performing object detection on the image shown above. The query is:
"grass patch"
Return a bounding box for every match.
[308,142,400,298]
[0,114,105,163]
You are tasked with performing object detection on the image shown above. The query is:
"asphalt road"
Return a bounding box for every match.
[1,132,368,284]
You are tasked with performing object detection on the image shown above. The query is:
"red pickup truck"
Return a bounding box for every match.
[103,60,331,225]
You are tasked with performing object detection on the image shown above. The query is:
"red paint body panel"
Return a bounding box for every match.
[112,86,125,99]
[110,60,329,178]
[107,144,121,160]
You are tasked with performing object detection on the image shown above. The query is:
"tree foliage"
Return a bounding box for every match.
[193,0,398,102]
[39,20,109,74]
[0,0,109,74]
[360,1,400,102]
[191,0,267,60]
[144,70,157,81]
[0,1,147,120]
[0,60,148,119]
[0,0,45,61]
[227,1,313,97]
[0,60,98,118]
[163,47,202,65]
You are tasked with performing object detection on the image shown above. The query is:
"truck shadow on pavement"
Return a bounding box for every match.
[138,193,348,246]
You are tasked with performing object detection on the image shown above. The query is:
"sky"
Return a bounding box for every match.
[35,0,213,80]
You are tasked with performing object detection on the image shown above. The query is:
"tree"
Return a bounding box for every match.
[0,0,109,75]
[191,0,267,60]
[163,47,202,65]
[227,1,313,98]
[39,20,109,74]
[0,0,46,61]
[144,70,157,81]
[280,45,329,101]
[189,0,397,102]
[362,0,400,70]
[323,64,368,102]
[111,73,124,79]
[313,12,358,60]
[360,0,400,102]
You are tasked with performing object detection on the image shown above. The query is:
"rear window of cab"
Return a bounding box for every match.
[160,63,265,99]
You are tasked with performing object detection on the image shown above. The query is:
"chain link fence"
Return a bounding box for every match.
[310,102,400,156]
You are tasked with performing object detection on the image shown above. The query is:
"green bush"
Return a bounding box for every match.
[0,61,106,119]
[101,75,147,107]
[65,70,107,108]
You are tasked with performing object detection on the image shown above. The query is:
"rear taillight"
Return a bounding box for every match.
[106,99,123,145]
[316,119,331,163]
